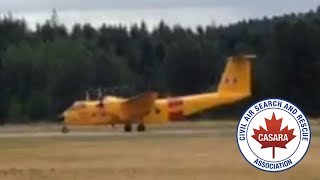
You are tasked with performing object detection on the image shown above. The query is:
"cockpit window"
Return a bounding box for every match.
[69,102,86,110]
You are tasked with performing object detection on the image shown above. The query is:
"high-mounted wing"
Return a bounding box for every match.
[120,91,158,120]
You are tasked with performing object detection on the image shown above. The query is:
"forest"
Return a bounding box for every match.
[1,7,320,123]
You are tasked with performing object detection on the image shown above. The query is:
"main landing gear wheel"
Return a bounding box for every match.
[124,123,132,132]
[61,123,69,134]
[137,123,146,132]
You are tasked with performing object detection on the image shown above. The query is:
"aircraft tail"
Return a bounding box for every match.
[217,54,255,95]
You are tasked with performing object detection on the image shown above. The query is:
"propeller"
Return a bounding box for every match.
[97,88,104,108]
[85,90,90,101]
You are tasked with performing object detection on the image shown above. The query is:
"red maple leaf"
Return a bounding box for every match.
[251,113,296,159]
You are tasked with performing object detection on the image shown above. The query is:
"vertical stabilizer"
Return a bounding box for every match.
[217,54,255,95]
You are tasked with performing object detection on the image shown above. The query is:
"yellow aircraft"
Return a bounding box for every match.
[58,54,255,133]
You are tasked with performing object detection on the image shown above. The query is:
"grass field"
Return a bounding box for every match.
[0,120,318,180]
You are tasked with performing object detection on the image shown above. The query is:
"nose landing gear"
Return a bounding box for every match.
[61,122,69,133]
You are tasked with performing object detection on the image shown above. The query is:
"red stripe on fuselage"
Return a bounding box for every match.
[167,98,184,121]
[168,97,183,106]
[169,111,183,121]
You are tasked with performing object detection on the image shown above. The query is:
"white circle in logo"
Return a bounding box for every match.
[237,98,311,172]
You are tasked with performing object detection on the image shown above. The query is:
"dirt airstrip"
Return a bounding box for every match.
[0,120,318,180]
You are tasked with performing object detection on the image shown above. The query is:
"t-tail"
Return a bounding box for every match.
[217,54,256,97]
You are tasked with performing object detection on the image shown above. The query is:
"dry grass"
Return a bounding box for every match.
[0,120,318,180]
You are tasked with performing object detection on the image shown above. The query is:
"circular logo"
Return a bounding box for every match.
[237,98,311,172]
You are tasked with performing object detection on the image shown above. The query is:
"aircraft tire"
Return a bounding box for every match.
[61,125,69,134]
[124,123,132,132]
[137,123,146,132]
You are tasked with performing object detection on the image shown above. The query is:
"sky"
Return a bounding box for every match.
[0,0,320,31]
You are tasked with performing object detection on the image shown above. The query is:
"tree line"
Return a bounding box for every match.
[1,7,320,123]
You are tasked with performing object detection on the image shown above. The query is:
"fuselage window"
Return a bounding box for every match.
[155,107,161,114]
